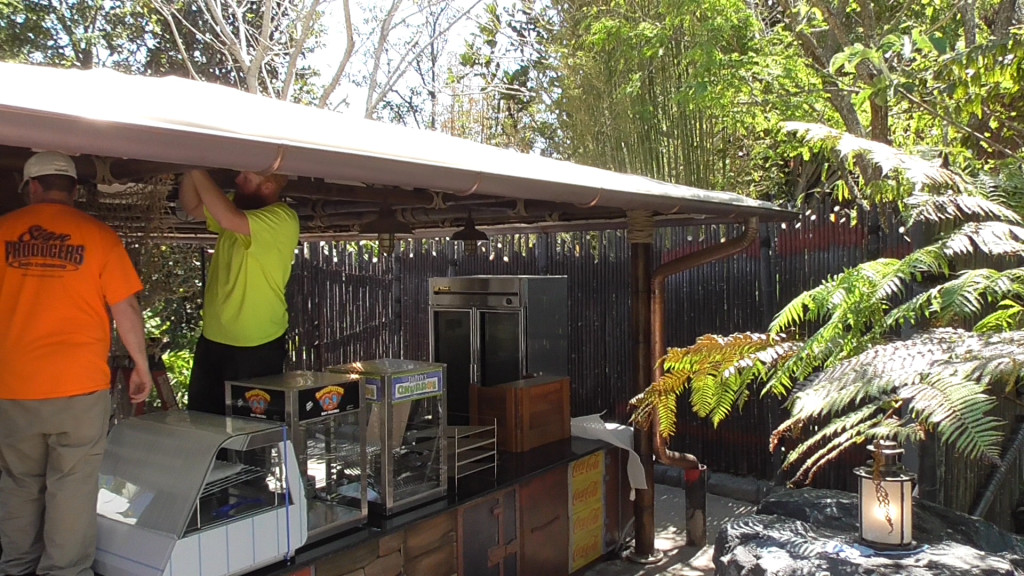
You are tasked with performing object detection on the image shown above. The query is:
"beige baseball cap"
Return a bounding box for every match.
[20,151,78,191]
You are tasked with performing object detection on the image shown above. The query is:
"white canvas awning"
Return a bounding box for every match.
[0,62,793,236]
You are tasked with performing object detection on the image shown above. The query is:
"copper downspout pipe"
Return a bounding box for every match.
[651,217,759,461]
[637,217,758,553]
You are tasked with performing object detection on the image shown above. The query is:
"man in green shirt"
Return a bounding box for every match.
[178,169,299,414]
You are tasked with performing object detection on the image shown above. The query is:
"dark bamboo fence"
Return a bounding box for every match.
[282,199,1024,529]
[287,242,398,370]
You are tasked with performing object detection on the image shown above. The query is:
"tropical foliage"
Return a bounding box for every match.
[631,123,1024,483]
[773,328,1023,484]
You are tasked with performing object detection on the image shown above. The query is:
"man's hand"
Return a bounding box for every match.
[109,295,155,405]
[188,169,251,236]
[128,365,155,404]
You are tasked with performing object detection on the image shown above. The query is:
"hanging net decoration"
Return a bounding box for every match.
[78,173,205,421]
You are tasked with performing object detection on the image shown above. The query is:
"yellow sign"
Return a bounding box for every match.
[569,451,605,572]
[570,526,603,571]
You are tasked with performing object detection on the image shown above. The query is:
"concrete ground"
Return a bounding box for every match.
[578,483,757,576]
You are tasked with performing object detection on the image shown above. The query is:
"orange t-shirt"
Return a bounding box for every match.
[0,203,143,399]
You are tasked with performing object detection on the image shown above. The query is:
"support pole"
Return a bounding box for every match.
[627,211,661,563]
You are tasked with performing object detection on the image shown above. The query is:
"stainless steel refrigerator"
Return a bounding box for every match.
[428,275,568,425]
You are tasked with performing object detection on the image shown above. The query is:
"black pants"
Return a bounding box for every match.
[187,334,287,415]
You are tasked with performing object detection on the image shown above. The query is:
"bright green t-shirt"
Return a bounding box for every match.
[202,201,299,347]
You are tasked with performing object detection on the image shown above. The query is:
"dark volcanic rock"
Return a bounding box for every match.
[714,488,1024,576]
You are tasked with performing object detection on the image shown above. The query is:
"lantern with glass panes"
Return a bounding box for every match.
[853,439,916,551]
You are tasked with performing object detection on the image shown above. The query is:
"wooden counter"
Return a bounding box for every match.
[249,437,630,576]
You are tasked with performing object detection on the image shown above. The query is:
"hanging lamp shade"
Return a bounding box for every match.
[361,207,412,256]
[361,206,413,235]
[451,216,488,256]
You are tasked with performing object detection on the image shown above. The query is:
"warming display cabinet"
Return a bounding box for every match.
[226,370,368,541]
[94,411,306,576]
[328,359,447,517]
[429,275,568,425]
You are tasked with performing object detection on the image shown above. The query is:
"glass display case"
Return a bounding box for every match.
[225,370,368,542]
[328,359,447,517]
[94,411,306,576]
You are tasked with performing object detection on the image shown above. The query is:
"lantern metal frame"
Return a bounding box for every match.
[853,439,918,552]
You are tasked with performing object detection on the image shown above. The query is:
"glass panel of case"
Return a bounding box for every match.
[184,443,290,536]
[370,393,444,505]
[225,371,368,540]
[96,411,292,538]
[331,359,447,516]
[301,412,366,533]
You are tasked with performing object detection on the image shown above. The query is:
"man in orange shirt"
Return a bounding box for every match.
[0,151,153,576]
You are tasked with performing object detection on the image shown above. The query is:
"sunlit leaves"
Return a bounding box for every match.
[783,122,970,194]
[638,119,1024,484]
[629,333,799,435]
[770,329,1018,482]
[904,193,1023,226]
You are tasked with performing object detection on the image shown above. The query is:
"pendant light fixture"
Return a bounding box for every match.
[361,206,412,256]
[451,215,488,256]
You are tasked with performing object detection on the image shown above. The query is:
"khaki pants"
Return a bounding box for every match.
[0,391,110,576]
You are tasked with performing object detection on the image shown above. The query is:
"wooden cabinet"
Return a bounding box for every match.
[471,375,571,452]
[453,447,623,576]
[519,464,569,576]
[457,487,518,576]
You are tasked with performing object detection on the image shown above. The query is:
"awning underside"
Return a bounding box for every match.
[0,63,794,239]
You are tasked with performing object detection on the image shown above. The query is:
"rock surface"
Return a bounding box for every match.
[713,488,1024,575]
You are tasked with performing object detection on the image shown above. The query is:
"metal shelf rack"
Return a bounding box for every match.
[446,421,497,490]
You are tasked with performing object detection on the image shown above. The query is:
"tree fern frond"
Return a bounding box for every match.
[783,122,971,192]
[897,244,952,278]
[769,278,838,333]
[656,394,679,439]
[629,333,792,431]
[782,403,883,476]
[887,269,1024,329]
[778,329,1024,478]
[904,192,1022,227]
[791,420,920,485]
[937,222,1024,259]
[791,420,926,485]
[935,270,999,321]
[904,372,1003,464]
[975,300,1024,333]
